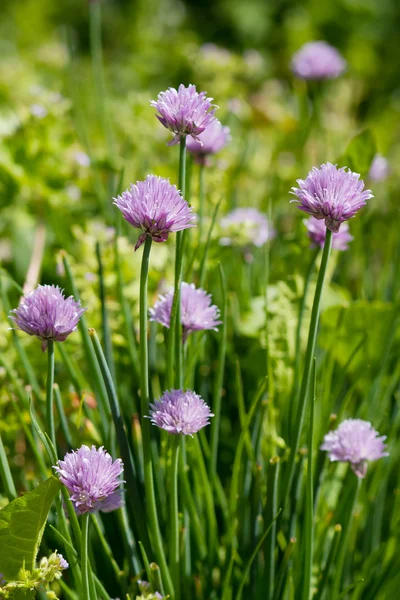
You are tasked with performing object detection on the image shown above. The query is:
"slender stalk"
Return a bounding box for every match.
[169,435,181,600]
[139,235,174,597]
[167,136,187,388]
[81,513,91,600]
[0,432,17,499]
[54,383,73,449]
[282,228,333,505]
[302,359,316,600]
[332,478,362,599]
[198,163,205,242]
[96,241,116,383]
[46,340,56,448]
[314,525,342,600]
[264,457,280,599]
[91,514,124,584]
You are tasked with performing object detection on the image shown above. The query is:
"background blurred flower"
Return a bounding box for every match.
[304,217,353,250]
[320,419,388,478]
[10,284,86,351]
[54,445,124,515]
[187,119,231,164]
[149,389,214,435]
[114,175,196,250]
[150,281,221,341]
[291,41,346,80]
[151,84,217,145]
[219,207,275,248]
[291,163,373,232]
[368,154,389,181]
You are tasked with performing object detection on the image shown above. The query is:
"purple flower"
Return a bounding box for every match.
[54,445,124,515]
[320,419,388,478]
[149,389,214,436]
[304,217,353,251]
[368,154,389,182]
[187,120,231,165]
[10,284,86,351]
[291,163,373,233]
[57,554,69,570]
[149,282,221,341]
[114,175,196,250]
[220,208,276,248]
[151,84,217,146]
[291,41,346,80]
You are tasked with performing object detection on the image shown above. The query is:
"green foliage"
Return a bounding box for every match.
[339,130,377,176]
[0,477,61,581]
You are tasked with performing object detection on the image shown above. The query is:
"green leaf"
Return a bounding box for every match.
[0,476,61,580]
[338,129,376,176]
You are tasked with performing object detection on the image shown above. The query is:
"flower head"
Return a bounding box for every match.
[291,163,373,233]
[320,419,388,478]
[304,217,353,251]
[368,154,389,182]
[291,41,346,80]
[10,284,86,351]
[55,554,69,571]
[114,175,196,250]
[220,208,275,248]
[149,282,221,341]
[151,84,217,146]
[54,445,124,515]
[149,389,214,436]
[187,120,231,165]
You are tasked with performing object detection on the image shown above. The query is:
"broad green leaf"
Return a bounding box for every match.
[0,476,61,581]
[338,129,376,176]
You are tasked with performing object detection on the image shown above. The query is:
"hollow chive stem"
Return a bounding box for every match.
[282,228,333,505]
[46,340,56,449]
[169,435,181,600]
[81,512,91,600]
[198,163,205,242]
[139,235,174,597]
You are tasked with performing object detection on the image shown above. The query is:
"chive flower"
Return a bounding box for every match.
[368,154,389,182]
[149,389,214,436]
[54,445,124,515]
[10,284,86,352]
[149,282,221,341]
[291,41,346,80]
[304,217,353,250]
[187,119,231,165]
[291,163,373,233]
[220,207,275,248]
[320,419,388,478]
[114,175,196,250]
[151,84,217,146]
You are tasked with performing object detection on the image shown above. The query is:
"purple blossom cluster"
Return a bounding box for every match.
[54,445,124,515]
[10,284,86,351]
[150,282,221,341]
[149,389,213,436]
[220,208,275,248]
[151,84,217,146]
[321,419,388,478]
[291,163,373,233]
[304,217,353,251]
[114,175,196,250]
[291,41,346,80]
[187,119,231,165]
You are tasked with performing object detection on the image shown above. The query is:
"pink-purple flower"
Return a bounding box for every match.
[187,120,231,165]
[149,389,214,436]
[320,419,388,478]
[368,154,389,182]
[304,217,353,251]
[54,445,124,515]
[56,554,69,570]
[149,282,221,341]
[291,163,373,233]
[10,284,86,351]
[220,207,275,248]
[114,175,196,250]
[151,84,217,146]
[291,41,346,80]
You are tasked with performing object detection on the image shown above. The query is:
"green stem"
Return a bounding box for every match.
[264,457,280,599]
[0,431,17,499]
[81,513,91,600]
[169,436,181,600]
[332,478,362,599]
[198,163,205,242]
[282,228,332,505]
[46,340,56,449]
[167,136,187,388]
[140,236,174,597]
